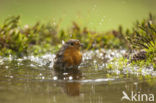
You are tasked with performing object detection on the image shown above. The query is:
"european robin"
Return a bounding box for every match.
[53,39,83,71]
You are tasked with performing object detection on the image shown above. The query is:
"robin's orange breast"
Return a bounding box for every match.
[63,47,82,67]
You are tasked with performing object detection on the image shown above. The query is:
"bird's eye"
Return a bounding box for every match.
[71,43,74,46]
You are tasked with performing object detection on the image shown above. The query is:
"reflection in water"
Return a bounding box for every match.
[54,67,82,96]
[0,67,156,103]
[63,82,80,96]
[0,53,156,103]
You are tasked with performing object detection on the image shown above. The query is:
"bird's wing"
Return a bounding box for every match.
[54,46,66,65]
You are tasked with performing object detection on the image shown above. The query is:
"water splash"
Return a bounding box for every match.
[0,49,155,82]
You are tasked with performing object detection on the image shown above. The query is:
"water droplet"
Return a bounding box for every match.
[42,76,45,79]
[53,76,58,80]
[10,76,13,78]
[69,76,73,80]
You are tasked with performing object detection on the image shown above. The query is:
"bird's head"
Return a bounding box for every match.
[64,39,83,50]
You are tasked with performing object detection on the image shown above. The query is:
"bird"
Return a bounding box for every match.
[53,39,83,72]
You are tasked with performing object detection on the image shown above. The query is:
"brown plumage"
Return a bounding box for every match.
[53,39,83,71]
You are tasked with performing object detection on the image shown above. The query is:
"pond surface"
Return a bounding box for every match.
[0,50,156,103]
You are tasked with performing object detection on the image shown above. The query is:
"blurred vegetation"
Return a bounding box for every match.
[0,14,155,68]
[0,16,59,56]
[126,13,156,50]
[124,13,156,68]
[0,16,128,57]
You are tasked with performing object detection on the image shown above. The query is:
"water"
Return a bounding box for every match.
[0,50,156,103]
